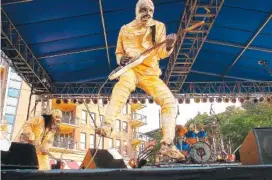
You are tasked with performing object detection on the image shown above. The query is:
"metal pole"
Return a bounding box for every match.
[26,87,33,121]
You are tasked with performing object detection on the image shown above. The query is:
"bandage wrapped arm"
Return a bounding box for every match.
[22,117,43,142]
[115,26,125,65]
[157,24,174,59]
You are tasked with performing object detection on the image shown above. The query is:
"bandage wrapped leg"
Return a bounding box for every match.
[138,76,185,160]
[37,154,50,170]
[95,70,137,137]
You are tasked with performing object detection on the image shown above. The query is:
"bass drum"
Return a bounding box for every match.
[189,141,212,163]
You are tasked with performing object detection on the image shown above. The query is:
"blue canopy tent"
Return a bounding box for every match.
[1,0,272,97]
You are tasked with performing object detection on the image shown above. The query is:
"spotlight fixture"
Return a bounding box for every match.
[56,99,61,104]
[92,98,98,104]
[239,98,244,103]
[253,98,258,103]
[266,97,271,102]
[185,98,190,104]
[85,99,91,104]
[216,98,222,103]
[103,98,108,105]
[259,97,264,102]
[72,99,77,104]
[178,98,183,104]
[148,98,154,104]
[201,97,207,103]
[132,98,138,104]
[224,98,229,103]
[231,98,236,103]
[209,97,214,103]
[194,98,200,103]
[245,96,250,101]
[63,99,68,104]
[78,99,84,104]
[140,98,146,104]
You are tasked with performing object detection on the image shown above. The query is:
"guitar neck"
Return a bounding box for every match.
[140,21,205,56]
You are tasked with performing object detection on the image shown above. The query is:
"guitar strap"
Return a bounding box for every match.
[150,25,156,45]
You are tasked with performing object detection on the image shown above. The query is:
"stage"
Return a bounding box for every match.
[2,164,272,180]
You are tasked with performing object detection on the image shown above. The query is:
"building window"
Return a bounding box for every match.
[5,106,16,115]
[139,143,145,153]
[116,119,121,132]
[80,133,86,149]
[122,105,127,115]
[5,114,15,124]
[89,134,95,148]
[122,121,128,133]
[123,141,128,156]
[10,72,22,81]
[8,88,20,98]
[96,135,104,149]
[6,97,18,107]
[9,80,21,89]
[81,110,87,124]
[90,112,95,126]
[98,115,104,127]
[107,138,113,149]
[116,139,121,153]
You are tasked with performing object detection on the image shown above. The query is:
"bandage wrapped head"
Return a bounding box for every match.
[50,109,62,125]
[135,0,154,25]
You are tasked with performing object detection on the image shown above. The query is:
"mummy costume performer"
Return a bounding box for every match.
[20,109,62,170]
[96,0,184,160]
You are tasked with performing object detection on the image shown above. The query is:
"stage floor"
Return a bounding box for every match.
[1,164,272,180]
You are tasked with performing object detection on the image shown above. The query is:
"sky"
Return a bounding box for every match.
[139,100,241,133]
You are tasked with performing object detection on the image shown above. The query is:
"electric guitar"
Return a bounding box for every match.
[108,21,205,80]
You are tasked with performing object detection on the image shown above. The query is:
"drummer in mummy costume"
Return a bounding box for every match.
[95,0,185,160]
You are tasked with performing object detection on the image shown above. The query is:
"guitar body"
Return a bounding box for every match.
[108,54,148,80]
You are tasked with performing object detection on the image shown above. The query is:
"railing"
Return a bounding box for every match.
[53,136,77,150]
[61,115,79,126]
[131,113,147,124]
[132,132,150,142]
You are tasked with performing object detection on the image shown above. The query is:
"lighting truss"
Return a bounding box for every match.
[163,0,224,94]
[1,9,52,93]
[47,81,272,99]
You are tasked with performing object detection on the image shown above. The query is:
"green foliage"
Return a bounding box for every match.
[185,101,272,152]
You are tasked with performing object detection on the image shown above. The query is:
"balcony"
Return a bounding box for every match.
[130,113,147,127]
[51,136,78,153]
[131,132,150,145]
[59,115,79,134]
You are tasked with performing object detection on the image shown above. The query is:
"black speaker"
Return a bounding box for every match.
[1,142,38,169]
[80,149,127,169]
[240,127,272,165]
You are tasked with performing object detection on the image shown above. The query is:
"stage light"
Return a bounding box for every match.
[231,98,236,103]
[85,99,91,104]
[63,99,68,104]
[266,97,271,102]
[140,98,146,104]
[56,99,61,104]
[239,97,244,103]
[259,97,264,102]
[194,98,200,103]
[103,98,108,105]
[92,98,98,104]
[201,97,207,103]
[148,98,154,104]
[132,98,138,104]
[78,99,84,104]
[178,98,184,104]
[209,97,214,103]
[72,99,77,104]
[216,98,222,103]
[185,98,190,104]
[253,98,258,103]
[245,96,250,101]
[224,98,229,103]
